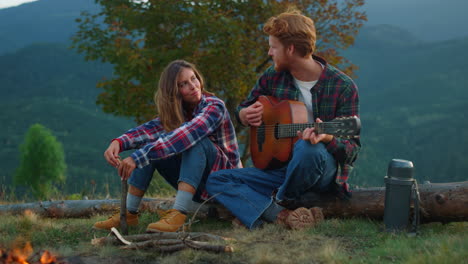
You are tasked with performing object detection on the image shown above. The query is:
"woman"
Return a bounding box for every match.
[93,60,241,232]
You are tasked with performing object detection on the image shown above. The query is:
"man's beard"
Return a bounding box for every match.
[273,60,288,72]
[273,54,291,72]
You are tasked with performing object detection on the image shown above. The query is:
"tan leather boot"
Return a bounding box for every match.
[276,207,316,230]
[146,209,186,233]
[309,207,324,224]
[93,211,139,230]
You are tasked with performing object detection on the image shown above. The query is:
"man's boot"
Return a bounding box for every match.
[276,207,316,230]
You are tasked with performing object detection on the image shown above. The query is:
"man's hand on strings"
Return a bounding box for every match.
[297,118,333,144]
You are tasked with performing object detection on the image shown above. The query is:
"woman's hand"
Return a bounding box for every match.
[297,118,333,144]
[104,140,121,167]
[118,157,136,180]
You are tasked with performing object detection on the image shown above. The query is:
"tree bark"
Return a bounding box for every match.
[1,182,467,223]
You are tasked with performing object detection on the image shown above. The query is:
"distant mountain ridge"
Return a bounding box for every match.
[0,0,99,55]
[0,0,466,196]
[353,24,423,50]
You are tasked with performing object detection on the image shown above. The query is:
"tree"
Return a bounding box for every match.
[72,0,367,162]
[14,124,66,200]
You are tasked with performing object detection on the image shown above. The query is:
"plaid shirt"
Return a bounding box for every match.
[115,94,242,185]
[237,56,360,188]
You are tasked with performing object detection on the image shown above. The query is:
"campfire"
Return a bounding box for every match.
[0,242,61,264]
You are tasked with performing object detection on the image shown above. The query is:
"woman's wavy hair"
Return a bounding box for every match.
[155,60,206,132]
[263,8,317,58]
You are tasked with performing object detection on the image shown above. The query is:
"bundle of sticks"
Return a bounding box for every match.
[91,228,235,253]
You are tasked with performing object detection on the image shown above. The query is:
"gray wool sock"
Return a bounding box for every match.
[126,193,142,214]
[173,190,197,214]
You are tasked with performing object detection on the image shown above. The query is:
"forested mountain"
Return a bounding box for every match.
[0,44,134,196]
[346,26,468,186]
[0,1,466,197]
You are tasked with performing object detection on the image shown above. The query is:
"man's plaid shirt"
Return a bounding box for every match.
[237,56,360,188]
[115,94,242,175]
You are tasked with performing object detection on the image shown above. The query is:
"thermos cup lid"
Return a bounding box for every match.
[387,159,414,179]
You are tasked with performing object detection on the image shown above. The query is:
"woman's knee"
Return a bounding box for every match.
[185,137,215,156]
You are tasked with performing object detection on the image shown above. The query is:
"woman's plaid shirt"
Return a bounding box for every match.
[114,94,242,174]
[236,56,360,188]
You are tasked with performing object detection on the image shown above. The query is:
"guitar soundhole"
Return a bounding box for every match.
[257,122,265,152]
[274,123,279,139]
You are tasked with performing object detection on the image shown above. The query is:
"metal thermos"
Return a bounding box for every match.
[383,159,415,232]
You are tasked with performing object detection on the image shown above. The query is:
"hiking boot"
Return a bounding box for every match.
[156,209,171,218]
[93,211,139,230]
[146,209,187,233]
[310,207,324,224]
[276,207,315,230]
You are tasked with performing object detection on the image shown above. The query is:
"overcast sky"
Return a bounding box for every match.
[1,0,467,41]
[0,0,38,9]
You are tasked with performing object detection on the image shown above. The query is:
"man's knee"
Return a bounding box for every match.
[207,170,228,185]
[206,169,236,195]
[293,140,327,162]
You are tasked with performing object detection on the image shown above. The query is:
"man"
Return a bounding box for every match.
[206,9,360,230]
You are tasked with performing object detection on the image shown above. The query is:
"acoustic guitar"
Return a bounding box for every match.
[250,96,361,170]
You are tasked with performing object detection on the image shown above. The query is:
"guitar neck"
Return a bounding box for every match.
[276,122,336,138]
[277,123,315,138]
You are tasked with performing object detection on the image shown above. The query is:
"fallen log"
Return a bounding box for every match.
[0,182,467,223]
[289,181,468,223]
[0,198,175,218]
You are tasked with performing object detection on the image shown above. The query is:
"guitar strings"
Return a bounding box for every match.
[256,123,346,132]
[256,122,344,128]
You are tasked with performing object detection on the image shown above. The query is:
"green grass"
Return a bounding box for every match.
[0,211,466,264]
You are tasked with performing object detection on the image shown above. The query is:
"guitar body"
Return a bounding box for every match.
[250,96,308,170]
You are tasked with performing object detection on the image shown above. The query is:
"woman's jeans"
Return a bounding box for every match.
[206,140,337,229]
[128,137,217,202]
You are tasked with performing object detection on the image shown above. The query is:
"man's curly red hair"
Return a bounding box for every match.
[263,9,316,58]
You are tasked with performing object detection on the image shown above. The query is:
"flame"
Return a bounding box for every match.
[2,242,58,264]
[39,250,56,264]
[6,241,33,264]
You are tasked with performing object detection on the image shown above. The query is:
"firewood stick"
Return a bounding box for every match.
[121,239,234,253]
[91,232,233,246]
[120,179,128,235]
[110,227,132,245]
[100,228,235,253]
[184,239,234,253]
[121,239,184,249]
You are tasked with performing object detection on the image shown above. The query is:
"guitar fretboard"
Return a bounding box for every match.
[257,122,352,138]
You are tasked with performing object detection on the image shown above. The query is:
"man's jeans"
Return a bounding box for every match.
[206,140,337,229]
[128,137,217,202]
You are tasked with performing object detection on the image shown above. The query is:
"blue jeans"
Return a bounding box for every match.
[206,140,337,229]
[128,137,218,202]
